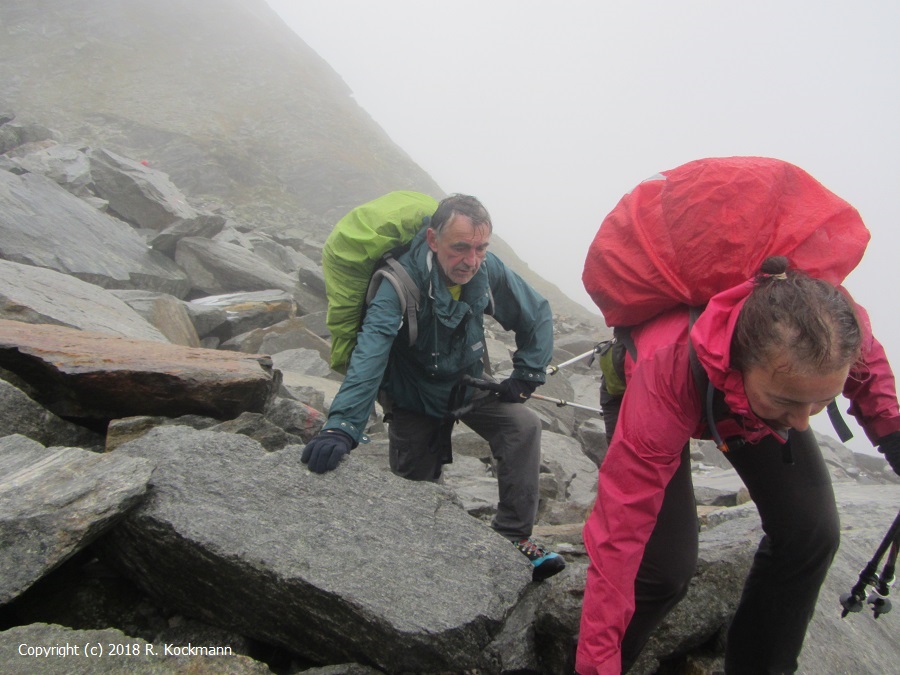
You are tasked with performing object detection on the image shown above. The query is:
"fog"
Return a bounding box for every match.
[265,1,899,455]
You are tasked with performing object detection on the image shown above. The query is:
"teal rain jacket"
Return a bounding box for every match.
[322,228,553,443]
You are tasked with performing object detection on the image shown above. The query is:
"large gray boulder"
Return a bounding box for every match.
[148,213,228,256]
[0,435,152,605]
[0,121,56,155]
[246,231,327,295]
[174,237,324,312]
[5,141,93,197]
[187,290,297,344]
[103,426,533,673]
[110,290,202,348]
[219,316,332,363]
[0,259,171,342]
[0,170,190,296]
[270,347,333,378]
[798,493,900,674]
[0,379,102,449]
[88,148,199,229]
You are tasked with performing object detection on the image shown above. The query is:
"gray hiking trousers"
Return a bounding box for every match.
[386,391,542,542]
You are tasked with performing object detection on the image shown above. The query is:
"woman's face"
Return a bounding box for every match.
[742,355,848,432]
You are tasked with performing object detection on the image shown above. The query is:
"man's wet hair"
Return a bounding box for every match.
[431,194,492,234]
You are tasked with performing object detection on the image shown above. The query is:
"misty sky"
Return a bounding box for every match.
[265,1,899,454]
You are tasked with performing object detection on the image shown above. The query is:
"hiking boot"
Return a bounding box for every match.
[515,538,566,582]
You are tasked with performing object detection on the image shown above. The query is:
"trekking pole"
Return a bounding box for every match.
[459,375,603,415]
[840,508,900,619]
[531,393,603,415]
[546,343,604,375]
[445,375,498,421]
[445,396,490,421]
[868,539,898,619]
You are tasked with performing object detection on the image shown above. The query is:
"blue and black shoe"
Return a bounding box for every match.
[515,537,566,582]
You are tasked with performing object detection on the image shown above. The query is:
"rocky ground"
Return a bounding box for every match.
[2,114,899,674]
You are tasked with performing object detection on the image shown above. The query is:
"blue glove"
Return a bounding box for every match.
[497,378,537,403]
[301,430,353,473]
[877,431,900,476]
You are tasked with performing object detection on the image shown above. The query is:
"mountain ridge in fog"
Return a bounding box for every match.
[0,0,598,323]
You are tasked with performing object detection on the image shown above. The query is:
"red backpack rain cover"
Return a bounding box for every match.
[582,156,871,327]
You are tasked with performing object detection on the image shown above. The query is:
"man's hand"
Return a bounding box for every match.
[301,430,353,473]
[497,377,537,403]
[877,430,900,476]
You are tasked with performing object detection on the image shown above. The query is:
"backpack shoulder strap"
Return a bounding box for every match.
[365,255,421,347]
[613,326,637,362]
[613,307,709,396]
[614,309,708,397]
[686,306,733,451]
[686,306,709,397]
[826,400,854,442]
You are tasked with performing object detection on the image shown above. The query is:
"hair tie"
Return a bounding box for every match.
[760,272,788,281]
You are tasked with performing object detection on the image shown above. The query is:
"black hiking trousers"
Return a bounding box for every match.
[621,427,840,674]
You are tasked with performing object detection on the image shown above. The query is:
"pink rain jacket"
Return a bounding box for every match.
[575,281,900,675]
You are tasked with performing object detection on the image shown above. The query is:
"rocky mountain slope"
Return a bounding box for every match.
[0,0,592,323]
[1,2,899,674]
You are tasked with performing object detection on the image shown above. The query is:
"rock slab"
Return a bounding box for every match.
[0,435,152,604]
[0,320,280,421]
[104,426,532,673]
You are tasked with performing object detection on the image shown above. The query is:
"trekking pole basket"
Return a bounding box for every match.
[840,508,900,619]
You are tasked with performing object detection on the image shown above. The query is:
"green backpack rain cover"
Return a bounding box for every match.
[323,191,439,374]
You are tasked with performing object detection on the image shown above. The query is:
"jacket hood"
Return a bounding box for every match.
[690,280,755,420]
[690,280,786,443]
[691,278,879,443]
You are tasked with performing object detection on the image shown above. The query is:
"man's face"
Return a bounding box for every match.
[426,214,491,285]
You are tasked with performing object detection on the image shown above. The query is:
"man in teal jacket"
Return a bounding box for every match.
[302,194,565,581]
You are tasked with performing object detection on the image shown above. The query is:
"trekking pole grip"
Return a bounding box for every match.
[460,375,503,392]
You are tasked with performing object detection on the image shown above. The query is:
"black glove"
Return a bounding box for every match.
[301,429,353,474]
[497,377,537,403]
[877,430,900,476]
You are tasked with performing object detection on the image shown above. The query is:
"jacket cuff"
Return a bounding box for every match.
[863,416,900,446]
[323,419,366,447]
[511,367,546,386]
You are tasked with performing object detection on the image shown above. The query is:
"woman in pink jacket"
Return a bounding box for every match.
[576,256,900,674]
